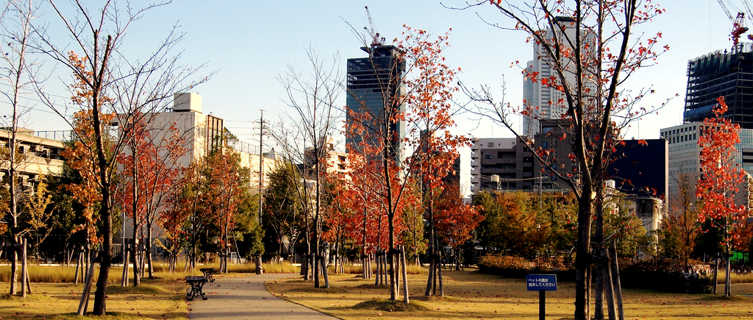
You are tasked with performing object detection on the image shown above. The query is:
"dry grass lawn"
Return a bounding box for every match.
[266,270,753,320]
[0,277,186,319]
[0,262,297,319]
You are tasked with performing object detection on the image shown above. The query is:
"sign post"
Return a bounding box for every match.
[526,274,557,320]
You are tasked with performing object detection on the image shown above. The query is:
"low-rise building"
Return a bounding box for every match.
[0,128,65,187]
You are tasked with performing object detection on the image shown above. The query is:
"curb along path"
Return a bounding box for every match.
[187,273,335,319]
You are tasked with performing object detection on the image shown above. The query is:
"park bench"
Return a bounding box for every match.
[185,276,208,301]
[200,267,218,283]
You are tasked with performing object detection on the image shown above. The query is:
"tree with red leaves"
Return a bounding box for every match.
[346,24,468,303]
[460,1,669,318]
[434,181,483,272]
[696,97,750,297]
[204,150,248,273]
[35,1,206,312]
[117,115,186,284]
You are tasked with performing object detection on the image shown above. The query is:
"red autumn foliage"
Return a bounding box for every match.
[696,97,751,250]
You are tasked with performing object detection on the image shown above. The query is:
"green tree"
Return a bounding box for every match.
[263,163,301,261]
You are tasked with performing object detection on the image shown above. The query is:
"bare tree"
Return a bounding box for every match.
[277,47,340,288]
[0,0,37,297]
[109,24,204,284]
[30,0,205,314]
[454,1,667,319]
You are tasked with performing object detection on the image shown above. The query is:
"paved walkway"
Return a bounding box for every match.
[187,273,335,319]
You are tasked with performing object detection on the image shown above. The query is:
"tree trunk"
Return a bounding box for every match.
[24,260,31,295]
[301,254,308,278]
[10,237,17,295]
[132,236,140,287]
[593,251,604,320]
[375,252,381,287]
[388,220,396,301]
[74,250,82,285]
[425,255,434,296]
[146,223,154,279]
[725,251,732,297]
[362,252,367,279]
[256,254,264,275]
[713,256,719,295]
[610,242,624,320]
[437,250,444,297]
[320,256,329,288]
[425,196,436,297]
[575,192,594,320]
[604,245,617,320]
[401,245,409,304]
[21,238,27,298]
[395,250,400,295]
[77,255,96,316]
[121,243,129,287]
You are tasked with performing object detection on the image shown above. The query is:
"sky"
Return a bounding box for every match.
[9,0,744,191]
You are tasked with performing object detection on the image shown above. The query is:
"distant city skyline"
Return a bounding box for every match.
[13,1,733,139]
[3,0,742,196]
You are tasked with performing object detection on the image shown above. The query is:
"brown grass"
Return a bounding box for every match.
[0,277,186,319]
[0,261,298,283]
[266,270,753,320]
[328,263,427,275]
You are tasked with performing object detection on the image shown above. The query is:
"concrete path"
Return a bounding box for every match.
[187,273,335,319]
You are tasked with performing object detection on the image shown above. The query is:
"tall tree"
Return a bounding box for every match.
[458,1,667,318]
[0,0,36,296]
[277,48,340,288]
[203,149,249,273]
[33,1,205,313]
[696,97,750,297]
[263,163,303,261]
[346,24,468,302]
[117,118,186,282]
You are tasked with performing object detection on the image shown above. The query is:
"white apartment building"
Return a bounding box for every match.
[0,128,65,187]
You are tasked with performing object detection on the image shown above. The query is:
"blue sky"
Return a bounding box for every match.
[22,1,736,143]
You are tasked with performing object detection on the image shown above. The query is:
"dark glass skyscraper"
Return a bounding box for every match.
[684,44,753,127]
[345,44,406,160]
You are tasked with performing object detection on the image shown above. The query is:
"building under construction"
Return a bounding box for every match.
[684,43,753,127]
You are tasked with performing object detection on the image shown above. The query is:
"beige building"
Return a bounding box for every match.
[304,140,349,177]
[124,92,224,168]
[238,151,284,193]
[0,128,65,187]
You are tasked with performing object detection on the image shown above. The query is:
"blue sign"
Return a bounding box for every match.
[526,274,557,291]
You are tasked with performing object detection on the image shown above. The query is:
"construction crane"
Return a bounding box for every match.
[363,5,385,47]
[717,0,751,45]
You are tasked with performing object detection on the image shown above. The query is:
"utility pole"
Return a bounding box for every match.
[258,109,264,225]
[256,109,265,275]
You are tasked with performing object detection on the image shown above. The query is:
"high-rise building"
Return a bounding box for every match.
[684,43,753,128]
[660,122,753,209]
[346,44,406,161]
[523,17,596,136]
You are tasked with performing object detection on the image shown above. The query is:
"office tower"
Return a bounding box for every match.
[522,16,596,136]
[345,43,406,161]
[684,43,753,128]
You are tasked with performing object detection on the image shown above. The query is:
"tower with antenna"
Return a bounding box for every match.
[345,6,407,161]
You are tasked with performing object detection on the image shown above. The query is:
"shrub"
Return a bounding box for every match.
[328,263,427,275]
[478,255,575,281]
